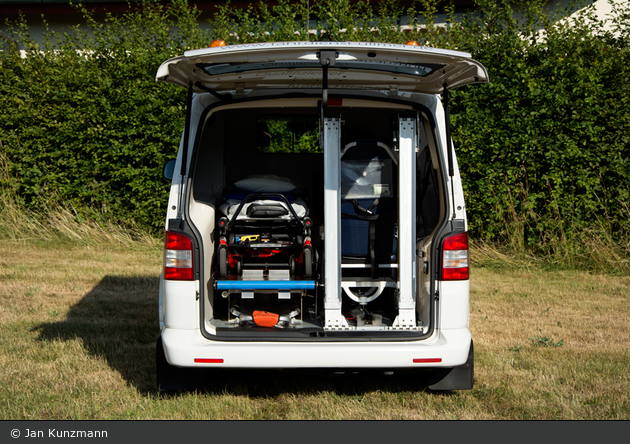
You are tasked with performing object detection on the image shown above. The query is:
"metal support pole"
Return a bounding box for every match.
[323,117,347,329]
[395,118,418,328]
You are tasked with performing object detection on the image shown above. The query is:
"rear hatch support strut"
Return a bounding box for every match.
[442,84,457,220]
[177,82,194,219]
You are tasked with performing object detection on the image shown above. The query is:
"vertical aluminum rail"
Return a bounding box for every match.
[323,118,347,329]
[394,118,418,327]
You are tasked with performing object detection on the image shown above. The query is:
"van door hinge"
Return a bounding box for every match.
[434,290,439,300]
[389,84,399,97]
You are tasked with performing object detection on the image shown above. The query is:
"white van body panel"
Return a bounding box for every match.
[437,280,471,330]
[161,327,472,369]
[156,42,487,390]
[162,280,199,330]
[156,41,488,95]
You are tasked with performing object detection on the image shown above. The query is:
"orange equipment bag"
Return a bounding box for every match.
[253,311,280,328]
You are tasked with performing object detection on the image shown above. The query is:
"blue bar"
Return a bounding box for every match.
[216,280,316,291]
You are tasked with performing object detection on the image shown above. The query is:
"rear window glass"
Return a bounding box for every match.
[257,115,320,154]
[200,61,444,77]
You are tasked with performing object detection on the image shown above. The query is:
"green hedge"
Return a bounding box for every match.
[1,0,629,257]
[0,0,207,232]
[447,1,630,254]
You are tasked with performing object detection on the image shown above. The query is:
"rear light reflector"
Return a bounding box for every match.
[413,358,443,363]
[194,358,224,364]
[441,232,469,281]
[164,231,194,280]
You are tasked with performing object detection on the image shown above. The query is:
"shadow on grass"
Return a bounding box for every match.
[33,275,446,397]
[173,368,445,399]
[33,275,161,394]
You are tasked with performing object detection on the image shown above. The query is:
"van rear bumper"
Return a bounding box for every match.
[160,327,472,369]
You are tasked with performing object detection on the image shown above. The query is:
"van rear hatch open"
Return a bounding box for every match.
[156,41,488,95]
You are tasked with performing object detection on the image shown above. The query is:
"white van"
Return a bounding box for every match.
[155,41,488,391]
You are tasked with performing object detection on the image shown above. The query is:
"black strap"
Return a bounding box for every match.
[341,212,379,221]
[369,220,377,278]
[342,199,381,221]
[418,148,432,205]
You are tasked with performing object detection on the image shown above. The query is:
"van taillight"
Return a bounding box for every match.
[441,232,469,281]
[164,231,194,280]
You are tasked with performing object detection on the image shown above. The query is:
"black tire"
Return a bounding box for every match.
[235,257,243,276]
[290,256,296,276]
[219,246,228,277]
[304,247,313,277]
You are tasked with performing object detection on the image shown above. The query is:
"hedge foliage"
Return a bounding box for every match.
[1,0,629,259]
[446,0,630,257]
[0,1,204,232]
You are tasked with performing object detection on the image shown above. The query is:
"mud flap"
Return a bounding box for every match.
[156,336,204,392]
[427,341,474,391]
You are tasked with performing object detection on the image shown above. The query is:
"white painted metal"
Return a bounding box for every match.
[161,327,472,368]
[394,118,418,328]
[341,141,398,165]
[341,278,396,304]
[163,280,199,330]
[157,41,489,95]
[323,118,348,329]
[438,280,471,330]
[340,263,398,268]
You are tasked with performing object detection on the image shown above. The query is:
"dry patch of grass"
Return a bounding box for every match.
[0,239,162,419]
[0,238,628,419]
[469,264,630,419]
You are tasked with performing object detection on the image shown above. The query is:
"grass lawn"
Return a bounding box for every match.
[0,239,628,420]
